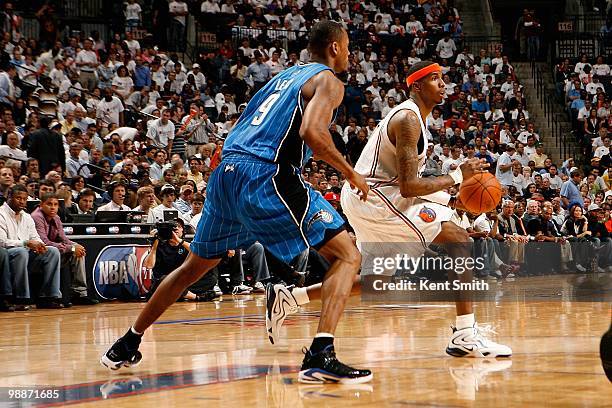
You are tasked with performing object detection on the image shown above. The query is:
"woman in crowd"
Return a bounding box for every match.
[70,175,86,201]
[562,204,597,272]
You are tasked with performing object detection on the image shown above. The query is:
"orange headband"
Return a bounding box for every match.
[406,63,442,86]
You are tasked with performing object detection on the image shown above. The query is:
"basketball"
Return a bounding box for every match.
[459,172,503,214]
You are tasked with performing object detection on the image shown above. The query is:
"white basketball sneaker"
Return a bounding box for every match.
[265,283,299,345]
[446,323,512,358]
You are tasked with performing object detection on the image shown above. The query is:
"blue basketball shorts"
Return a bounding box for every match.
[190,155,345,263]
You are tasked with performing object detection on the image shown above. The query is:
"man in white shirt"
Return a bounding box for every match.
[238,38,255,59]
[59,94,86,117]
[359,53,374,74]
[586,76,605,95]
[511,161,527,193]
[125,0,142,27]
[386,82,407,103]
[381,96,396,118]
[441,146,464,174]
[124,31,141,57]
[75,38,98,91]
[96,88,124,127]
[266,51,284,76]
[436,34,456,59]
[592,57,610,76]
[494,55,514,76]
[523,136,537,157]
[542,164,563,190]
[0,131,27,160]
[367,65,386,85]
[405,14,423,34]
[516,123,539,144]
[147,108,175,151]
[97,181,130,211]
[450,208,471,230]
[284,6,305,30]
[496,145,515,187]
[299,47,311,64]
[187,63,206,90]
[49,60,67,89]
[512,142,530,167]
[365,77,382,98]
[0,185,62,308]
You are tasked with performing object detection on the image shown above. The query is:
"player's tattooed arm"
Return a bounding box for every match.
[390,109,455,197]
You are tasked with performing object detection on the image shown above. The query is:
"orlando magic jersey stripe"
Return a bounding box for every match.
[223,63,332,167]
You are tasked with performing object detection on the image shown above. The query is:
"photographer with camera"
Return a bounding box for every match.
[144,218,217,302]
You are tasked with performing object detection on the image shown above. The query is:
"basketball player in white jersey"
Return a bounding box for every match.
[266,61,512,358]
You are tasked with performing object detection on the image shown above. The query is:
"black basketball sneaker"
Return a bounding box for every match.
[298,345,373,384]
[100,330,143,371]
[601,323,612,382]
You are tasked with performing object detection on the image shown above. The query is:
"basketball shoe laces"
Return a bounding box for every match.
[469,323,498,347]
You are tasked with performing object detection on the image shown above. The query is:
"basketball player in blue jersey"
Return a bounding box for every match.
[101,21,373,384]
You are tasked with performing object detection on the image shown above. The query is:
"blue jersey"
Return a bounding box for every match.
[223,63,331,167]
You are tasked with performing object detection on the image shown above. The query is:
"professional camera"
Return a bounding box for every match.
[155,221,178,241]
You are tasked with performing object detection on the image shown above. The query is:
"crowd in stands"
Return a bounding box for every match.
[0,0,610,312]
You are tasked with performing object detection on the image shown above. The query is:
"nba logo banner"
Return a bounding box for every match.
[93,245,153,300]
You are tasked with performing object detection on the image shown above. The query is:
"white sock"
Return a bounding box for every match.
[130,326,143,336]
[291,287,310,305]
[314,332,334,338]
[456,313,475,330]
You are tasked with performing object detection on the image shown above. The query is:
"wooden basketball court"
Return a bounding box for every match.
[0,275,610,407]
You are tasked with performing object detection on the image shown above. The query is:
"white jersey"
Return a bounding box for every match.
[354,99,429,189]
[341,98,454,272]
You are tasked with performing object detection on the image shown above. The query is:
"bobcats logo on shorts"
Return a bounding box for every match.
[307,210,334,230]
[418,206,436,223]
[224,164,235,173]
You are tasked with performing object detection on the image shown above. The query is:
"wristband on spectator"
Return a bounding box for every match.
[449,168,463,185]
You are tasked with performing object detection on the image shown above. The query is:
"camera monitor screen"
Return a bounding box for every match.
[163,209,179,222]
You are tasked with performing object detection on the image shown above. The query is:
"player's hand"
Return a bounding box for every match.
[459,158,489,180]
[347,171,369,202]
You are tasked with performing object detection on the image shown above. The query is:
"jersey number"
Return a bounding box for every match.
[251,93,280,126]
